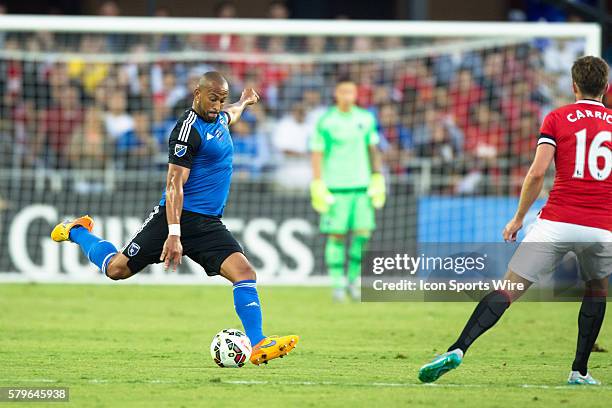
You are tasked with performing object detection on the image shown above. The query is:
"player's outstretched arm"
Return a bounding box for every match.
[161,164,190,270]
[503,144,555,241]
[224,88,260,124]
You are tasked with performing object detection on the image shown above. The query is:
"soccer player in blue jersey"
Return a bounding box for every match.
[51,72,299,365]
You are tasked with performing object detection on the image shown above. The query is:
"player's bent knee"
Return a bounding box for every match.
[105,264,132,280]
[220,252,257,283]
[234,262,256,281]
[105,256,133,280]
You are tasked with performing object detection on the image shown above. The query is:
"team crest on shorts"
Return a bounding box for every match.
[174,144,187,157]
[127,242,141,257]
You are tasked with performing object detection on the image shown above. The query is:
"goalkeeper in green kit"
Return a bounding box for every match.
[309,78,386,301]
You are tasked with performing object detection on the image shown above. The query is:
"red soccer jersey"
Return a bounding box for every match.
[538,99,612,231]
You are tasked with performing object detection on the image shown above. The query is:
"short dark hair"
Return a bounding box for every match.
[336,76,355,86]
[200,71,228,88]
[571,56,609,97]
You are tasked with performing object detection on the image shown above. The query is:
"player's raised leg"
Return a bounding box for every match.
[219,252,299,365]
[568,277,608,385]
[51,216,136,280]
[418,270,531,383]
[51,216,117,276]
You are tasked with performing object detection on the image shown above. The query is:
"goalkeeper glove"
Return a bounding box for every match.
[310,179,335,214]
[367,173,386,209]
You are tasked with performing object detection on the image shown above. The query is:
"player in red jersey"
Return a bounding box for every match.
[419,56,612,385]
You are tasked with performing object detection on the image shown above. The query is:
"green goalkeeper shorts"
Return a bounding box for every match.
[320,189,375,234]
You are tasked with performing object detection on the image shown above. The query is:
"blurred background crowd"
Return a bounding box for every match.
[0,0,608,195]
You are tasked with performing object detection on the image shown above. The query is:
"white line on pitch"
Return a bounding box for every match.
[222,380,612,390]
[4,378,612,390]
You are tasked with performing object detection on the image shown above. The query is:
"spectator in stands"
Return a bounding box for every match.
[306,36,326,54]
[152,7,182,52]
[152,70,185,109]
[303,89,327,131]
[412,106,435,155]
[352,36,373,52]
[104,90,134,146]
[68,35,110,97]
[256,37,290,112]
[232,120,269,179]
[432,86,464,152]
[431,39,457,86]
[151,101,175,151]
[98,0,119,16]
[203,1,239,51]
[36,85,84,168]
[378,103,412,174]
[448,67,483,130]
[98,0,133,52]
[47,62,74,105]
[428,120,455,163]
[268,0,289,18]
[352,63,377,108]
[263,1,291,49]
[271,102,311,189]
[130,111,158,167]
[463,104,506,160]
[395,59,435,105]
[67,106,109,192]
[368,86,393,118]
[479,52,504,112]
[228,35,263,81]
[215,0,237,18]
[501,80,540,134]
[281,63,326,107]
[127,67,153,114]
[103,90,156,168]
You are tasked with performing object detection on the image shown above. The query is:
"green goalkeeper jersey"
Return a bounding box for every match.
[310,106,379,190]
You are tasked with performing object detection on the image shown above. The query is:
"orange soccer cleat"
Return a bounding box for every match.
[250,335,299,365]
[50,215,94,242]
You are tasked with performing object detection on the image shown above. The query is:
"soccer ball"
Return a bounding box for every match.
[210,329,252,368]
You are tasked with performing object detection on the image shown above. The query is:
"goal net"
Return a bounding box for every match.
[0,16,600,283]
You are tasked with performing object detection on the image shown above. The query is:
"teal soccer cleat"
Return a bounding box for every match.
[418,350,463,383]
[567,371,601,385]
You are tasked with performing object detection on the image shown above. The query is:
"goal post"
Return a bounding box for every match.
[0,16,601,284]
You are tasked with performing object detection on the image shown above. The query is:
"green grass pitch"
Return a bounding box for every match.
[1,283,611,407]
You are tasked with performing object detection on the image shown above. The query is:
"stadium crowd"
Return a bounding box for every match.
[0,1,602,194]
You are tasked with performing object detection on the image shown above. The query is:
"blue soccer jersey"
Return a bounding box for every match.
[160,109,233,217]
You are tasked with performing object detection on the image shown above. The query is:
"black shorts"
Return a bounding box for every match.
[121,205,243,276]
